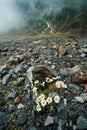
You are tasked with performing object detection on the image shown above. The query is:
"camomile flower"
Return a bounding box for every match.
[52,76,60,80]
[46,77,50,80]
[39,94,45,100]
[46,78,53,83]
[34,80,39,85]
[47,97,52,104]
[32,87,37,93]
[55,81,65,88]
[46,77,50,82]
[55,81,61,88]
[54,95,60,103]
[41,81,45,87]
[49,79,53,83]
[62,84,67,89]
[59,81,64,86]
[41,99,47,107]
[36,104,41,112]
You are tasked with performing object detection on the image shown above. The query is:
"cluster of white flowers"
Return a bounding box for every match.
[32,78,67,112]
[36,93,60,112]
[45,76,60,83]
[55,81,67,89]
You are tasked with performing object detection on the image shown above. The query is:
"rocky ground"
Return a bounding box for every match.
[0,37,87,130]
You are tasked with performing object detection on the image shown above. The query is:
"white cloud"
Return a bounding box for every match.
[0,0,23,34]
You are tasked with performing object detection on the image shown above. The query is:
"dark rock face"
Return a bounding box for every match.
[0,112,8,130]
[77,116,87,130]
[17,113,27,125]
[0,37,87,130]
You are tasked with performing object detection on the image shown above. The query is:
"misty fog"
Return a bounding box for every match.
[0,0,86,35]
[0,0,24,35]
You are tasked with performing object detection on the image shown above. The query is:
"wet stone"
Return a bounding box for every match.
[2,73,11,85]
[0,112,8,128]
[44,116,54,126]
[6,90,17,100]
[77,116,87,129]
[17,112,27,125]
[80,93,87,102]
[60,69,69,76]
[8,104,16,113]
[29,127,37,130]
[67,83,80,95]
[80,53,86,58]
[14,65,25,74]
[57,104,69,120]
[17,103,25,109]
[69,65,81,74]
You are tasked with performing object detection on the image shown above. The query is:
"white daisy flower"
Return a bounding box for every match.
[55,81,61,88]
[55,81,64,88]
[54,95,60,103]
[46,77,50,82]
[36,104,41,112]
[34,80,39,85]
[52,76,60,80]
[32,87,37,93]
[41,99,47,107]
[49,79,53,83]
[46,77,50,80]
[47,97,52,104]
[41,81,45,87]
[62,84,67,89]
[39,94,45,100]
[46,78,53,83]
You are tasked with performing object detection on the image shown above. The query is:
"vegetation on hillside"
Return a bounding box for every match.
[11,0,87,34]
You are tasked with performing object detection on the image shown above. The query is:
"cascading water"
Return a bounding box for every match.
[42,21,53,34]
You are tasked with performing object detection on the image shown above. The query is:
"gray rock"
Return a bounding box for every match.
[9,69,14,75]
[0,89,4,96]
[67,83,80,95]
[17,103,25,109]
[60,69,69,76]
[83,44,87,48]
[77,116,87,129]
[69,65,81,74]
[81,48,87,53]
[51,65,56,69]
[80,53,86,58]
[57,104,69,119]
[14,65,24,74]
[17,77,24,84]
[0,112,8,126]
[23,93,31,102]
[57,126,63,130]
[6,90,17,100]
[69,110,78,121]
[29,127,37,130]
[44,116,54,126]
[1,52,7,56]
[17,112,27,125]
[8,105,16,113]
[73,125,78,130]
[80,93,87,102]
[58,119,64,126]
[2,74,11,85]
[81,66,87,71]
[75,96,84,103]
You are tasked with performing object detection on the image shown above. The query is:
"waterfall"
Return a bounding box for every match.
[42,21,53,34]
